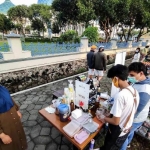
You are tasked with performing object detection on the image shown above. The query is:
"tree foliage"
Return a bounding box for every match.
[7,5,29,35]
[29,4,52,37]
[0,13,14,34]
[82,27,99,42]
[51,22,61,34]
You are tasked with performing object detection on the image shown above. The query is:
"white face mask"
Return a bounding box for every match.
[135,50,139,52]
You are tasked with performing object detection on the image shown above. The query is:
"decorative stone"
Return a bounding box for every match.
[34,105,42,110]
[28,114,38,121]
[33,136,52,145]
[27,141,35,150]
[46,143,57,150]
[40,128,50,136]
[30,125,41,139]
[34,145,46,150]
[23,121,37,127]
[20,104,28,109]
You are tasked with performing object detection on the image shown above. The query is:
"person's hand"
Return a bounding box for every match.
[0,133,12,144]
[17,111,22,119]
[92,69,94,71]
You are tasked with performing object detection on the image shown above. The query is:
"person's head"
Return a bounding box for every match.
[107,64,128,88]
[91,45,97,51]
[135,47,140,53]
[128,62,147,83]
[99,46,104,52]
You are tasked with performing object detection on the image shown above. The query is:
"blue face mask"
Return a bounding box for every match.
[127,76,138,84]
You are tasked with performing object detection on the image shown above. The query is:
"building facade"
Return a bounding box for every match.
[0,0,15,15]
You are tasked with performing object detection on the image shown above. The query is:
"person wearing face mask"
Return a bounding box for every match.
[121,62,150,150]
[98,64,139,150]
[132,47,141,63]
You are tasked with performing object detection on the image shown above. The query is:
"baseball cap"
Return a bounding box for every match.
[91,45,97,50]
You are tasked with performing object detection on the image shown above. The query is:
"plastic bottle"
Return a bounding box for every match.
[95,95,100,110]
[70,100,75,112]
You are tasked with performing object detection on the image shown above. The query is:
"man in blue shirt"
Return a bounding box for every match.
[121,62,150,150]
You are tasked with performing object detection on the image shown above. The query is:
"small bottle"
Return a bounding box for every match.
[70,100,75,112]
[95,95,100,110]
[97,87,101,96]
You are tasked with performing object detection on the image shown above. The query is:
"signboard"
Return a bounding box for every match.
[111,51,126,98]
[75,80,89,109]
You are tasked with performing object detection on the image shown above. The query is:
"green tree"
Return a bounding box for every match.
[77,0,96,27]
[93,0,119,42]
[52,0,79,27]
[82,27,99,42]
[0,13,14,36]
[31,18,45,36]
[29,4,52,37]
[25,25,31,34]
[51,22,61,35]
[7,5,29,35]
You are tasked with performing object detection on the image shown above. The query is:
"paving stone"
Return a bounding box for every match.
[23,121,37,127]
[40,128,50,136]
[26,97,33,101]
[26,135,31,142]
[33,136,52,145]
[34,145,46,150]
[51,127,60,139]
[27,104,35,111]
[60,145,70,150]
[40,121,52,127]
[39,97,47,102]
[32,96,40,103]
[37,114,45,123]
[27,95,35,98]
[30,125,41,139]
[36,101,46,105]
[24,127,31,135]
[28,114,38,121]
[21,112,30,122]
[27,141,35,150]
[23,101,33,105]
[34,105,42,110]
[20,104,28,109]
[46,142,57,150]
[42,104,49,109]
[29,109,39,115]
[31,92,37,95]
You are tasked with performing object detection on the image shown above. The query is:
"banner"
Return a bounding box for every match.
[75,80,89,109]
[111,51,126,98]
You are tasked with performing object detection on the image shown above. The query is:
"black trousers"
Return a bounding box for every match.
[101,124,129,150]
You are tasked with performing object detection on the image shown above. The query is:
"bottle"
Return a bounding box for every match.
[95,95,100,110]
[70,100,75,112]
[97,87,101,96]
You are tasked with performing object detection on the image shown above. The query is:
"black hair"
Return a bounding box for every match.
[128,62,147,76]
[107,64,128,80]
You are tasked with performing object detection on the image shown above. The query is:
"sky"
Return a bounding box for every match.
[0,0,38,6]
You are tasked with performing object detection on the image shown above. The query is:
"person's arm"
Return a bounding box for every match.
[104,116,120,125]
[103,54,107,71]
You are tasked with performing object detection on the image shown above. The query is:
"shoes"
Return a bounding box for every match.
[127,144,130,148]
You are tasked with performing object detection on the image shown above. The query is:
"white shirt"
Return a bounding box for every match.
[110,86,139,136]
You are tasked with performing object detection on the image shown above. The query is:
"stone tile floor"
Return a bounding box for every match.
[12,59,150,150]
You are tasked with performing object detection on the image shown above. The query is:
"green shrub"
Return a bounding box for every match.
[82,27,99,42]
[59,30,79,43]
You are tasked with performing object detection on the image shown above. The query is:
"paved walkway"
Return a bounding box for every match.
[12,60,131,150]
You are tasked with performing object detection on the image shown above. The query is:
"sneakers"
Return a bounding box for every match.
[127,144,131,148]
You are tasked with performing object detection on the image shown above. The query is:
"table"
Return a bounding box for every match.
[39,108,103,150]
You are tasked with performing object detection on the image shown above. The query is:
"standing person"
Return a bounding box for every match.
[94,46,107,86]
[98,64,139,150]
[0,85,27,150]
[121,62,150,150]
[87,45,97,83]
[141,45,149,61]
[132,47,141,62]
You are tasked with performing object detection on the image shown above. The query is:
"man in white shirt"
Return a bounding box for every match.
[99,64,139,150]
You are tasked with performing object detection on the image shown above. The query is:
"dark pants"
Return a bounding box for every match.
[101,124,129,150]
